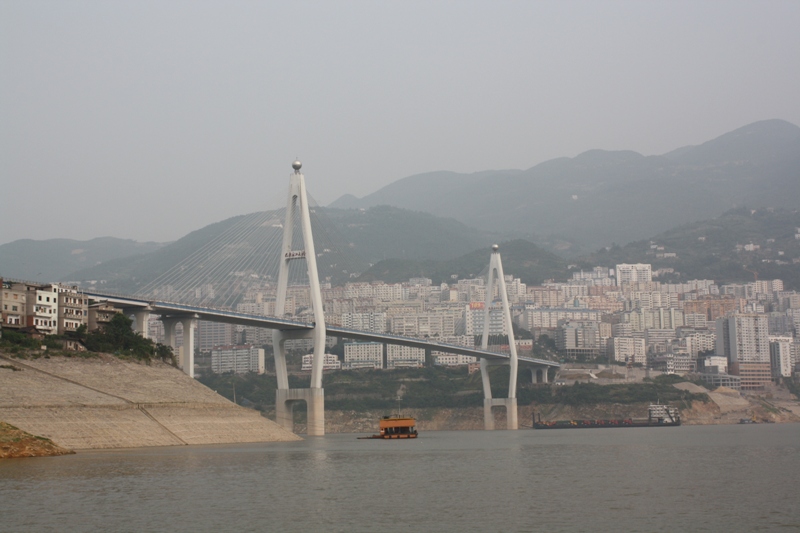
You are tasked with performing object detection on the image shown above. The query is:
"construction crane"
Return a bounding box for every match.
[742,265,758,282]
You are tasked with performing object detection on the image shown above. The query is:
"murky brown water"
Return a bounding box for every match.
[1,424,798,532]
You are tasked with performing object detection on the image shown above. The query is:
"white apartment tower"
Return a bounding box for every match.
[615,264,653,286]
[769,336,794,378]
[716,314,770,364]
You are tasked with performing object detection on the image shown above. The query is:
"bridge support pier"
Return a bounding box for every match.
[272,161,328,436]
[276,388,325,436]
[160,315,196,378]
[484,398,518,431]
[132,310,151,339]
[179,317,196,378]
[530,366,549,384]
[479,245,519,431]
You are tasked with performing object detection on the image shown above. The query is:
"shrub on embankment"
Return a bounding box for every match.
[1,314,175,365]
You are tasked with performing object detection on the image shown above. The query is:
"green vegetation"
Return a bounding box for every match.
[82,314,175,364]
[197,366,707,412]
[1,317,174,363]
[0,328,89,357]
[579,207,800,289]
[534,380,706,408]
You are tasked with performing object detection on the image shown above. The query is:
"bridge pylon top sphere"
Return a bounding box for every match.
[492,244,499,252]
[292,160,302,173]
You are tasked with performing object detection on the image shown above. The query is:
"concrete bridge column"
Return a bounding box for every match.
[483,399,495,431]
[161,317,180,365]
[179,317,196,378]
[480,358,495,430]
[273,328,325,436]
[132,310,150,339]
[483,398,518,431]
[276,388,325,436]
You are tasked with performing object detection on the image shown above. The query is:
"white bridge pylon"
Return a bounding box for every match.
[273,160,327,436]
[479,244,519,430]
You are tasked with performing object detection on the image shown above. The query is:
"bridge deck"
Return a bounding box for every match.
[84,292,558,367]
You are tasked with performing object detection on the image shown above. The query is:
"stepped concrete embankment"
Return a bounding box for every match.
[0,353,300,450]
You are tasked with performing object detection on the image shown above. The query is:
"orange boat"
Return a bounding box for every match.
[359,416,418,439]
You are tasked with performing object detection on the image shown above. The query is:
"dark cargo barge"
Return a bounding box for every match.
[533,404,680,429]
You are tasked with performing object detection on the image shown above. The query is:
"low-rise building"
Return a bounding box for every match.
[651,352,695,374]
[301,353,342,372]
[697,372,741,390]
[211,344,265,374]
[387,345,425,368]
[344,342,383,369]
[56,285,88,335]
[88,302,121,331]
[433,353,478,366]
[1,280,27,330]
[703,355,728,374]
[25,283,59,335]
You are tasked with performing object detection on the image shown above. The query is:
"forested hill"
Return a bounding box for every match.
[60,206,501,292]
[575,208,800,289]
[357,239,568,285]
[331,119,800,255]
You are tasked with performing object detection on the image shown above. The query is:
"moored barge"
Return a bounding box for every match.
[533,404,680,429]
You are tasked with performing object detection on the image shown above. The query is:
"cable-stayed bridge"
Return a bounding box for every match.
[84,161,559,435]
[80,292,558,367]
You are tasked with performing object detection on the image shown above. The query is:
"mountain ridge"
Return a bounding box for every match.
[0,237,165,282]
[330,119,800,254]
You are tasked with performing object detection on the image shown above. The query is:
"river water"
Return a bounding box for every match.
[1,424,798,532]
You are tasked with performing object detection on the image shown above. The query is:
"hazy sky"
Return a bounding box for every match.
[2,1,799,245]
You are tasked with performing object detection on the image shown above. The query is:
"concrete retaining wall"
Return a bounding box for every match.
[0,354,300,449]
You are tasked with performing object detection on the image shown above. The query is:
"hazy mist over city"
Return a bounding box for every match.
[1,0,799,245]
[4,3,800,529]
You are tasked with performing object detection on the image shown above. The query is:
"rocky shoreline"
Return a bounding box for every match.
[0,421,74,459]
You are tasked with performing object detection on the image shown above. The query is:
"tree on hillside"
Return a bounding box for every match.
[84,313,174,364]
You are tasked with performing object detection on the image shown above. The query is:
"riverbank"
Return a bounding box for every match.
[0,353,300,453]
[3,353,797,448]
[309,389,800,433]
[0,421,74,458]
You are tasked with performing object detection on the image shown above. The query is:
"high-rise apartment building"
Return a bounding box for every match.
[769,336,794,378]
[615,264,652,286]
[716,314,771,389]
[612,336,646,364]
[556,320,602,360]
